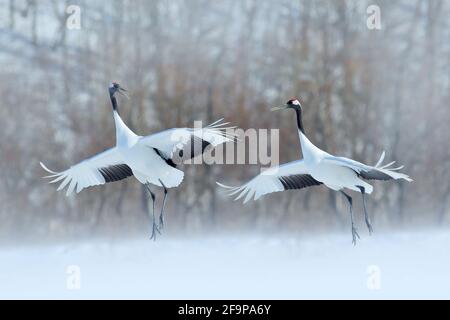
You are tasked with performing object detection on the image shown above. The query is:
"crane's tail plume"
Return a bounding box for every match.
[323,151,413,182]
[205,118,240,143]
[374,151,386,168]
[374,151,412,181]
[373,151,404,171]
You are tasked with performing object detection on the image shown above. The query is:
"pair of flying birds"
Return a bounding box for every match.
[41,83,411,243]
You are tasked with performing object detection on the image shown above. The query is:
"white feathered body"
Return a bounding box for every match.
[219,129,411,203]
[120,141,184,188]
[41,109,235,196]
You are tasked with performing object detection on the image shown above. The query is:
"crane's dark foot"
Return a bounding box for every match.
[357,186,372,236]
[351,224,360,245]
[158,214,165,230]
[365,219,374,235]
[149,222,161,241]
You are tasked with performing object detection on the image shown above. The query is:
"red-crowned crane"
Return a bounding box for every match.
[218,98,412,245]
[41,82,236,240]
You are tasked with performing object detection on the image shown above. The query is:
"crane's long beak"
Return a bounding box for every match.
[271,105,288,112]
[118,87,129,99]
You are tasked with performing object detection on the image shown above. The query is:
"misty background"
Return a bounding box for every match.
[0,0,449,244]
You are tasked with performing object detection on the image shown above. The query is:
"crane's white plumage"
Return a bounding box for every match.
[321,152,411,182]
[219,101,411,203]
[40,148,125,196]
[140,119,237,161]
[41,82,236,240]
[41,118,235,196]
[220,147,411,204]
[218,97,411,244]
[41,83,236,197]
[218,160,313,203]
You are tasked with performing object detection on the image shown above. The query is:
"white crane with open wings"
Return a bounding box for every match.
[218,98,412,244]
[41,82,236,240]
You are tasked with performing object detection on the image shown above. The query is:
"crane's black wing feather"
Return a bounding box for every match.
[171,135,212,164]
[279,174,322,190]
[98,164,133,183]
[357,170,393,181]
[153,148,177,168]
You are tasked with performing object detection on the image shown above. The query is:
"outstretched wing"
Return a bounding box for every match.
[217,160,322,204]
[40,147,132,196]
[139,119,237,164]
[322,151,412,182]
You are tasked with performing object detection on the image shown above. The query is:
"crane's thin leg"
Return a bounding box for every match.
[341,190,360,245]
[145,184,160,241]
[358,186,373,235]
[158,179,168,230]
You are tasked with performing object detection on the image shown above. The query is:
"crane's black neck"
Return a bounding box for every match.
[294,107,305,134]
[110,93,119,113]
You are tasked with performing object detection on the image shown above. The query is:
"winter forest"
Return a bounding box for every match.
[0,0,449,242]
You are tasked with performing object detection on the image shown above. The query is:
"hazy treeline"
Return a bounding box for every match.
[0,0,449,242]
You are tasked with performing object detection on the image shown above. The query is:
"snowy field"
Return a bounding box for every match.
[0,230,449,299]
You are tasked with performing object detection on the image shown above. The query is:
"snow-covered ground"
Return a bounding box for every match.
[0,230,449,299]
